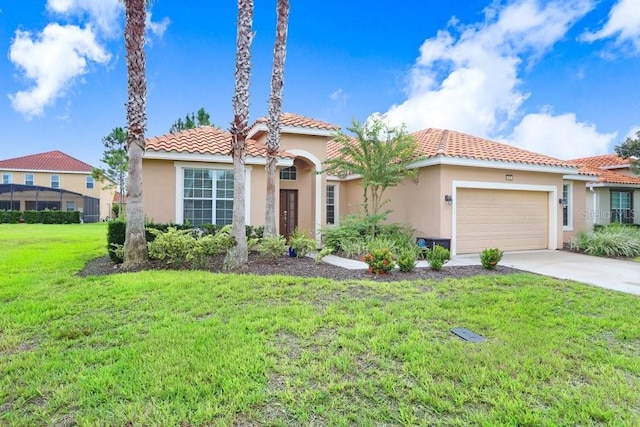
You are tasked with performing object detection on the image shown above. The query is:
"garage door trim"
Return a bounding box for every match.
[451,180,558,256]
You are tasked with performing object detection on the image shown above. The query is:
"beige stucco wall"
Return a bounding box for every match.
[142,157,305,229]
[142,159,178,224]
[335,164,571,251]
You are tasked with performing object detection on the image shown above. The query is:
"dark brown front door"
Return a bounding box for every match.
[279,189,298,239]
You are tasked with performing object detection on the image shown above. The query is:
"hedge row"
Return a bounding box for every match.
[107,220,264,263]
[0,210,81,224]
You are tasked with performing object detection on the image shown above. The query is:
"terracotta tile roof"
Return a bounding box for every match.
[412,128,573,167]
[145,126,293,158]
[568,154,631,169]
[113,192,126,203]
[0,150,93,172]
[253,112,339,131]
[327,128,574,168]
[569,156,640,185]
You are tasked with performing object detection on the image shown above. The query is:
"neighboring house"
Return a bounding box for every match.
[0,150,115,222]
[569,154,640,227]
[142,113,598,255]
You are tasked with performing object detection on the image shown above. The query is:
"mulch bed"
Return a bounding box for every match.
[78,253,521,282]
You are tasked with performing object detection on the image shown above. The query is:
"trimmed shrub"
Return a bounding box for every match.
[426,245,450,271]
[0,210,80,224]
[288,229,316,258]
[107,220,127,263]
[0,210,22,223]
[362,248,395,275]
[480,248,504,269]
[397,247,418,272]
[258,235,287,260]
[147,227,195,266]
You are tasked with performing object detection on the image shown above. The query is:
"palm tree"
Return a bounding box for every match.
[227,0,254,270]
[323,118,419,220]
[264,0,290,238]
[122,0,148,269]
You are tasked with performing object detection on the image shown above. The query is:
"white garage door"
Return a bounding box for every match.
[456,188,549,254]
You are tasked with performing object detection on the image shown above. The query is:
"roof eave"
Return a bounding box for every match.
[143,150,294,166]
[563,174,599,182]
[247,123,336,139]
[588,182,640,188]
[0,167,90,174]
[408,155,579,174]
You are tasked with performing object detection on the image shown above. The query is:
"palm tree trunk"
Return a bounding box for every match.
[227,0,254,270]
[264,0,290,238]
[123,0,148,269]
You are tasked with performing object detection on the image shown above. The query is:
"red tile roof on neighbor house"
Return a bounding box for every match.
[327,127,576,168]
[146,125,298,158]
[568,155,640,185]
[0,150,93,172]
[253,112,339,132]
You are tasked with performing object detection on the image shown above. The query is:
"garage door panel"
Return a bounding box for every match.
[456,189,548,254]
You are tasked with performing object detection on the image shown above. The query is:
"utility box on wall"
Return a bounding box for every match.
[416,237,451,251]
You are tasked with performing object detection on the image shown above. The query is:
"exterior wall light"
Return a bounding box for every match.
[505,174,513,181]
[444,195,453,205]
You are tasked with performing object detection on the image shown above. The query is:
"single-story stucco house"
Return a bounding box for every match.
[141,113,640,255]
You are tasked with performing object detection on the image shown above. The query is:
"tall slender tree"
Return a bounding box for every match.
[264,0,290,238]
[92,127,128,218]
[227,0,254,270]
[123,0,148,269]
[169,108,213,133]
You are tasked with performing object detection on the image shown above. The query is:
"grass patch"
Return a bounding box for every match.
[1,224,639,425]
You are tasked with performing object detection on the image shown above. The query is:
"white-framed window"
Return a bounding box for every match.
[562,183,572,230]
[51,175,60,189]
[86,176,94,189]
[183,168,234,226]
[611,190,633,224]
[25,174,34,186]
[326,184,336,225]
[279,166,297,181]
[66,201,75,211]
[2,173,12,184]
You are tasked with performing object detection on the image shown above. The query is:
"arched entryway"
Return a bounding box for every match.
[278,150,322,244]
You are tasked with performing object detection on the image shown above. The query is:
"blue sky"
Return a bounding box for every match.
[1,0,640,167]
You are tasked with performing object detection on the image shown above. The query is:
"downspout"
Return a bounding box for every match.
[589,185,596,226]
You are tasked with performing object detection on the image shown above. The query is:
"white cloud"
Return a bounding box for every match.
[8,1,170,117]
[8,24,110,117]
[626,125,640,139]
[47,0,122,37]
[510,112,616,159]
[581,0,640,52]
[381,0,594,138]
[147,12,170,40]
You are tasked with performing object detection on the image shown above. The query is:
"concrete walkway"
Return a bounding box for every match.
[319,250,640,296]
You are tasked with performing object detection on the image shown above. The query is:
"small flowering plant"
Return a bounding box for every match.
[362,248,395,275]
[480,248,504,269]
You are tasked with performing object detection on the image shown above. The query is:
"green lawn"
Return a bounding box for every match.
[1,224,639,426]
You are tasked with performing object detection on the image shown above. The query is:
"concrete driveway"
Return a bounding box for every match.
[453,250,640,296]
